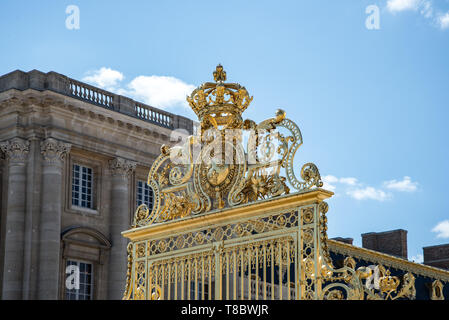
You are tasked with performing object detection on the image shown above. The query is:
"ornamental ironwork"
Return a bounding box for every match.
[132,65,323,228]
[122,65,447,300]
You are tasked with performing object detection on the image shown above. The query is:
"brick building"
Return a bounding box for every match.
[333,229,449,271]
[423,244,449,270]
[361,229,408,259]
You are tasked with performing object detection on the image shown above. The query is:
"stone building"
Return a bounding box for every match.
[0,69,194,300]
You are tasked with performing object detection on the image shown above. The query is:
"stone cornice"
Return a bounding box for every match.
[0,91,182,167]
[40,138,71,164]
[0,92,179,142]
[0,137,30,163]
[108,157,137,178]
[0,69,194,134]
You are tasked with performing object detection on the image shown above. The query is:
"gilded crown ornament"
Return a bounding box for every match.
[133,65,323,227]
[187,64,253,131]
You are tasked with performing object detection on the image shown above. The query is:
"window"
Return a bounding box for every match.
[65,260,93,300]
[72,164,93,209]
[136,180,154,210]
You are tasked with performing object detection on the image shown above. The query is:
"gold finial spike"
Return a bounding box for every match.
[213,64,226,82]
[275,109,286,123]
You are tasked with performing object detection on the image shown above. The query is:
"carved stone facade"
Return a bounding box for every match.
[0,70,193,299]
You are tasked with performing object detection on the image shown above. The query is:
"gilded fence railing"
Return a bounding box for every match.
[123,189,369,300]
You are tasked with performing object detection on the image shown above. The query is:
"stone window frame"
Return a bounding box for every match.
[132,166,152,224]
[60,227,111,300]
[66,154,102,216]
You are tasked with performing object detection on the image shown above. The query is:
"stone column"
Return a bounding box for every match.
[0,138,30,299]
[107,157,136,299]
[37,138,71,299]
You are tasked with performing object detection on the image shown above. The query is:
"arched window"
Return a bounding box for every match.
[61,227,111,300]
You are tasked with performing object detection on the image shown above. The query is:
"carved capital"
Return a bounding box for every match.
[108,157,136,178]
[40,138,71,164]
[0,138,30,163]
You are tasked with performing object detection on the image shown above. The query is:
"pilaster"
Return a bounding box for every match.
[107,157,136,299]
[0,138,30,299]
[37,138,71,299]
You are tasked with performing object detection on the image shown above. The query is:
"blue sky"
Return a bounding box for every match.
[1,0,449,262]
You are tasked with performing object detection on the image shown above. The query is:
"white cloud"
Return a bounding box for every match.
[322,175,338,192]
[322,175,358,193]
[386,0,449,30]
[386,0,436,20]
[82,67,124,90]
[387,0,421,12]
[432,220,449,238]
[82,67,195,110]
[125,75,195,110]
[323,175,339,183]
[410,254,423,263]
[420,1,433,18]
[323,174,418,201]
[383,176,418,192]
[346,187,392,201]
[438,12,449,29]
[339,177,358,185]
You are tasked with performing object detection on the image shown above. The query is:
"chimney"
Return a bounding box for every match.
[331,237,353,245]
[423,244,449,270]
[361,229,408,259]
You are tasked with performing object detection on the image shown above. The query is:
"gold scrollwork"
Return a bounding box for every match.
[150,286,162,300]
[302,207,314,224]
[132,65,325,227]
[429,280,445,300]
[325,289,344,300]
[122,242,133,300]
